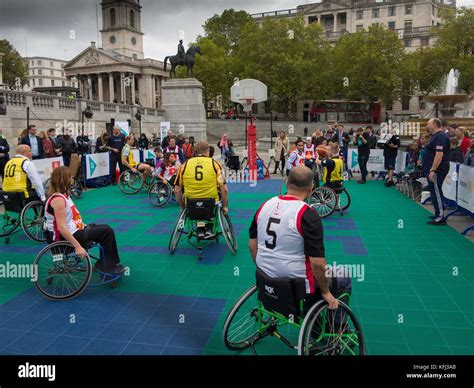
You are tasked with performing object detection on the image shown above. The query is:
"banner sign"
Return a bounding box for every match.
[132,149,141,164]
[85,153,110,179]
[160,122,171,143]
[143,149,156,162]
[348,149,407,173]
[442,162,458,202]
[458,164,474,213]
[115,121,130,136]
[33,157,63,184]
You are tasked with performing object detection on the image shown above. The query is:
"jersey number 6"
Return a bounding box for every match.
[195,165,203,181]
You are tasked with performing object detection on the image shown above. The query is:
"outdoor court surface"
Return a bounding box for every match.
[0,180,472,355]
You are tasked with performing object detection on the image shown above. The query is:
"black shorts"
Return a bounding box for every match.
[384,156,396,171]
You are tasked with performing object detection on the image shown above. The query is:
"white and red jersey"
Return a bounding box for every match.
[285,150,305,171]
[253,195,316,294]
[45,193,85,241]
[158,161,180,180]
[304,144,315,160]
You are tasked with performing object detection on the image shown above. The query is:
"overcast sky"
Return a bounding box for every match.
[0,0,473,62]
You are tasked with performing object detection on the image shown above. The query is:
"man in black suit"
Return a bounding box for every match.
[20,125,44,160]
[332,124,350,169]
[0,128,10,179]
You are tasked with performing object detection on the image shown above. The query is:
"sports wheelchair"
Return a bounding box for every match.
[118,168,156,195]
[222,269,365,355]
[44,177,84,199]
[169,198,237,259]
[34,237,126,300]
[0,191,46,244]
[147,175,177,208]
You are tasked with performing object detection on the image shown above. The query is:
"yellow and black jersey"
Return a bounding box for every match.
[2,157,32,197]
[176,157,224,202]
[322,157,343,184]
[121,145,138,168]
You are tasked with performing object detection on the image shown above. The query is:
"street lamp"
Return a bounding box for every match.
[135,106,143,136]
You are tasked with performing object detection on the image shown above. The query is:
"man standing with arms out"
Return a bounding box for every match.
[383,131,400,187]
[20,125,44,160]
[0,128,10,181]
[107,126,125,185]
[354,128,370,184]
[249,166,342,310]
[424,118,450,225]
[2,145,45,202]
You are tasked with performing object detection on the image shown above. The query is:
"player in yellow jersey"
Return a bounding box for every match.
[121,135,152,176]
[175,140,228,214]
[316,142,344,191]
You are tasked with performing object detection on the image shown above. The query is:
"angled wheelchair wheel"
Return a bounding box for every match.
[118,170,144,194]
[223,286,273,351]
[0,209,20,238]
[169,208,187,254]
[34,241,92,300]
[43,178,51,192]
[308,186,336,218]
[218,207,238,255]
[336,189,351,211]
[70,179,84,199]
[298,300,365,356]
[280,178,288,195]
[148,181,172,208]
[21,200,46,242]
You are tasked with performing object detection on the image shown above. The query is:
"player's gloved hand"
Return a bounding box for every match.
[321,290,339,310]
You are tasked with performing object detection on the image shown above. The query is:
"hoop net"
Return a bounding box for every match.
[239,98,255,113]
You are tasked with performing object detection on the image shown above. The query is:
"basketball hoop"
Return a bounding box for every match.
[239,98,255,113]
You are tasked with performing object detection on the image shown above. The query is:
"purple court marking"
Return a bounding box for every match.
[83,210,156,217]
[92,219,142,233]
[145,223,173,235]
[323,217,357,231]
[0,245,42,254]
[325,235,368,256]
[227,180,281,193]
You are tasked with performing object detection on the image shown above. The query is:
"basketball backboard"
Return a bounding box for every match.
[231,79,267,104]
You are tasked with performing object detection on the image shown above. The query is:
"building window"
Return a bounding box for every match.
[110,8,116,26]
[50,70,54,76]
[388,7,396,17]
[38,79,43,86]
[62,81,65,87]
[38,60,42,65]
[50,61,54,67]
[31,60,34,66]
[130,10,135,28]
[388,21,396,30]
[61,71,64,77]
[402,96,410,110]
[51,80,55,86]
[356,10,363,20]
[32,79,35,86]
[421,37,429,46]
[405,20,412,32]
[372,9,379,18]
[404,39,412,48]
[38,69,42,75]
[356,24,364,31]
[405,5,412,15]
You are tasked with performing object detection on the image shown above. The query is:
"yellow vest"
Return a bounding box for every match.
[122,145,138,167]
[178,157,222,202]
[3,157,32,197]
[323,157,343,183]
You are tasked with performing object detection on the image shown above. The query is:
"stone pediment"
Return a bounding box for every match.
[64,47,123,70]
[305,1,350,14]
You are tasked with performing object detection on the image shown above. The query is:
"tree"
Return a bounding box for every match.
[0,39,27,88]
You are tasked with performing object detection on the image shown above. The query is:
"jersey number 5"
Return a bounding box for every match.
[265,217,280,250]
[195,165,203,181]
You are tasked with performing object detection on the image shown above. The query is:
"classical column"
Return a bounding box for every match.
[120,72,125,104]
[131,74,136,105]
[150,76,156,109]
[109,73,114,102]
[333,13,338,32]
[98,74,104,102]
[87,75,92,100]
[0,53,4,85]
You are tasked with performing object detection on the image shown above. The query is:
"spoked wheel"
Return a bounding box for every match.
[70,179,84,199]
[34,241,92,300]
[299,300,365,356]
[21,200,46,242]
[169,208,187,254]
[222,286,273,351]
[148,182,172,208]
[308,187,336,218]
[43,178,51,193]
[280,178,288,195]
[118,170,144,194]
[412,181,422,202]
[335,189,351,212]
[0,209,21,238]
[218,207,238,254]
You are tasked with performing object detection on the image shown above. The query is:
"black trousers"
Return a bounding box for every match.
[358,153,369,180]
[73,224,120,269]
[0,157,8,180]
[110,152,123,183]
[427,170,448,220]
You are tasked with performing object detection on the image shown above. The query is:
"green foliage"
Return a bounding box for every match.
[0,39,27,87]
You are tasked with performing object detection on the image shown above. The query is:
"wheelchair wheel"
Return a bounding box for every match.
[43,178,51,192]
[70,179,84,199]
[118,170,144,194]
[308,187,336,218]
[412,181,422,202]
[218,207,238,255]
[298,300,365,356]
[223,285,273,350]
[169,208,186,254]
[20,201,46,242]
[280,178,288,195]
[148,181,172,208]
[0,209,20,238]
[336,189,351,211]
[34,241,92,300]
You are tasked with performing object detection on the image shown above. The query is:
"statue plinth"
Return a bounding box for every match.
[161,78,207,142]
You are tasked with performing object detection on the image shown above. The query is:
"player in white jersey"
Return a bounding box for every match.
[303,137,315,160]
[285,139,306,176]
[249,166,341,309]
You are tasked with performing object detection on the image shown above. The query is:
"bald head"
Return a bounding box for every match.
[287,166,314,194]
[17,145,32,158]
[194,140,209,156]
